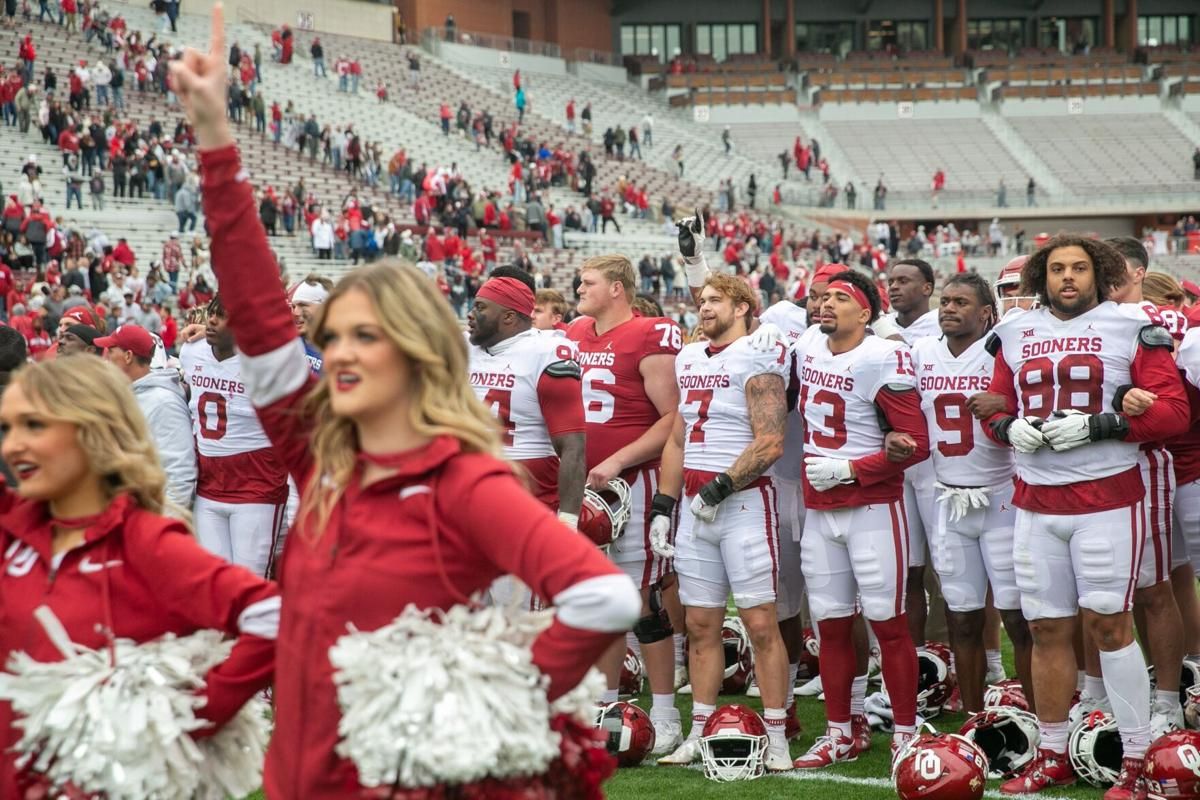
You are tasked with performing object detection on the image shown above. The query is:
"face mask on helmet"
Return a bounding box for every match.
[619,647,644,696]
[959,708,1040,779]
[721,617,754,694]
[917,646,953,719]
[699,704,768,782]
[893,732,988,800]
[984,679,1030,712]
[1070,711,1125,787]
[995,256,1037,316]
[595,701,656,767]
[577,477,633,549]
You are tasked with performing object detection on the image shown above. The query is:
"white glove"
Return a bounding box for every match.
[1007,417,1048,454]
[935,482,991,523]
[805,456,854,492]
[747,322,783,353]
[557,511,579,529]
[1040,409,1092,452]
[870,315,901,340]
[649,514,674,558]
[689,493,720,523]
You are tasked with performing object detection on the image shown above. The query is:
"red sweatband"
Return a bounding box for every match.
[477,277,535,317]
[827,280,870,311]
[811,263,848,287]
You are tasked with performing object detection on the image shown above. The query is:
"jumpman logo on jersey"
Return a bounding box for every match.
[604,342,613,350]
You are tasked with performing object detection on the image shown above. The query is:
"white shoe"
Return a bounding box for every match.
[796,675,823,697]
[1069,693,1113,729]
[674,665,689,691]
[677,682,693,695]
[764,741,793,772]
[817,691,825,702]
[658,735,702,765]
[746,676,761,698]
[1151,700,1185,738]
[650,707,683,755]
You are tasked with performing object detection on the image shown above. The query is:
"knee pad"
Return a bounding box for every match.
[633,581,673,644]
[1082,591,1127,616]
[807,592,851,623]
[860,594,900,622]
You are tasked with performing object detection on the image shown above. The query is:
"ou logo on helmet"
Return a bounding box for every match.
[1179,743,1200,778]
[916,750,943,781]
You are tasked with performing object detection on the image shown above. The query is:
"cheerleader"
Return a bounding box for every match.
[0,356,278,797]
[170,8,640,798]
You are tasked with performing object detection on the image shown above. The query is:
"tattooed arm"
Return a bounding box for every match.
[726,373,787,489]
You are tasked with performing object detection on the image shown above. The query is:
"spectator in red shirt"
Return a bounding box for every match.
[424,227,445,263]
[439,102,451,135]
[112,237,136,268]
[599,195,619,233]
[931,168,946,208]
[7,303,32,340]
[159,306,178,354]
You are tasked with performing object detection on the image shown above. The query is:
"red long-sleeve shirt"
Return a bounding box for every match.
[198,145,637,799]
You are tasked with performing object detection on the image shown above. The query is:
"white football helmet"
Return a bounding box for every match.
[917,645,953,719]
[1070,711,1124,787]
[959,707,1041,779]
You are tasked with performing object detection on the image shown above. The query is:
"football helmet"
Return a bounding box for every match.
[619,647,644,697]
[578,478,632,549]
[995,255,1037,315]
[1180,660,1200,707]
[959,707,1041,778]
[698,703,768,782]
[917,643,954,719]
[1144,729,1200,799]
[1070,710,1125,787]
[1185,685,1200,730]
[595,701,656,767]
[799,627,820,679]
[892,732,988,800]
[721,617,754,694]
[983,679,1031,712]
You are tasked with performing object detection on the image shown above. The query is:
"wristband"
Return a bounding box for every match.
[650,492,677,518]
[684,254,709,288]
[556,511,579,529]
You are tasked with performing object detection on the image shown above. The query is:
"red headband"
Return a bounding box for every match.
[476,277,535,317]
[827,279,870,311]
[810,263,847,287]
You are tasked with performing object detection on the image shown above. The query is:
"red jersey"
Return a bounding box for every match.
[567,314,680,471]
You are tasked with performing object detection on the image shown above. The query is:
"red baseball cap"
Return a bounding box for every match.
[94,325,155,359]
[61,306,96,327]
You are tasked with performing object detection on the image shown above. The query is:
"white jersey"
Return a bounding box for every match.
[799,334,916,461]
[179,341,271,457]
[467,329,577,461]
[676,336,789,473]
[912,335,1014,487]
[882,308,940,344]
[990,301,1151,487]
[761,300,812,482]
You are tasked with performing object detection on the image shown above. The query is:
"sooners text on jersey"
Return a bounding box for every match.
[180,341,288,504]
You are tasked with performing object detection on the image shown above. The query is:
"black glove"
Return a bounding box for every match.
[697,473,735,508]
[676,211,705,259]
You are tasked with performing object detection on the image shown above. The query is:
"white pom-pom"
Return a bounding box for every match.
[0,619,270,800]
[330,602,568,788]
[551,667,607,725]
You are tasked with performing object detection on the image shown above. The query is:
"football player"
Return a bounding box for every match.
[651,273,791,771]
[180,295,290,577]
[791,269,930,768]
[911,273,1032,714]
[984,236,1189,799]
[568,254,683,752]
[291,275,331,375]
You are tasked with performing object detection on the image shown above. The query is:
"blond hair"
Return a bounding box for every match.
[535,288,567,317]
[1142,272,1185,308]
[300,260,504,534]
[704,272,759,329]
[581,254,636,298]
[13,357,170,515]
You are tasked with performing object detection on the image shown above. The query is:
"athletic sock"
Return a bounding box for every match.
[689,702,715,739]
[626,631,641,656]
[602,688,619,704]
[674,633,686,666]
[850,674,868,717]
[1155,689,1182,711]
[827,719,852,740]
[1077,669,1087,691]
[816,616,857,723]
[764,707,787,750]
[652,693,675,712]
[1039,720,1069,754]
[1100,642,1153,759]
[870,615,919,727]
[986,649,1003,676]
[1084,674,1108,700]
[787,662,799,711]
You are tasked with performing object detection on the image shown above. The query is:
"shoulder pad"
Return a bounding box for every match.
[544,359,582,379]
[1139,324,1174,350]
[881,383,917,394]
[985,333,1002,356]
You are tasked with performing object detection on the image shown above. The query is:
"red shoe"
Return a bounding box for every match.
[785,705,802,741]
[852,714,872,752]
[944,685,963,713]
[999,748,1076,794]
[1103,758,1147,800]
[793,733,858,769]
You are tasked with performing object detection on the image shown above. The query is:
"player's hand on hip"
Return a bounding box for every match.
[805,456,854,491]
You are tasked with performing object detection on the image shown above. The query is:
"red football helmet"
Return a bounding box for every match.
[619,647,644,697]
[1180,660,1200,706]
[1184,685,1200,731]
[799,627,820,679]
[721,618,754,694]
[699,703,768,782]
[595,701,656,767]
[918,642,954,719]
[577,478,632,549]
[1145,729,1200,799]
[893,732,988,800]
[995,255,1037,315]
[959,707,1041,778]
[984,679,1031,712]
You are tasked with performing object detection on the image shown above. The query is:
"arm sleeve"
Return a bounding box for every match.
[198,145,316,486]
[448,472,640,700]
[133,521,279,730]
[1127,343,1190,442]
[851,387,929,485]
[536,369,585,438]
[983,350,1021,446]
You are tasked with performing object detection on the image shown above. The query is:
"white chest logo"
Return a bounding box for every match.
[4,540,37,577]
